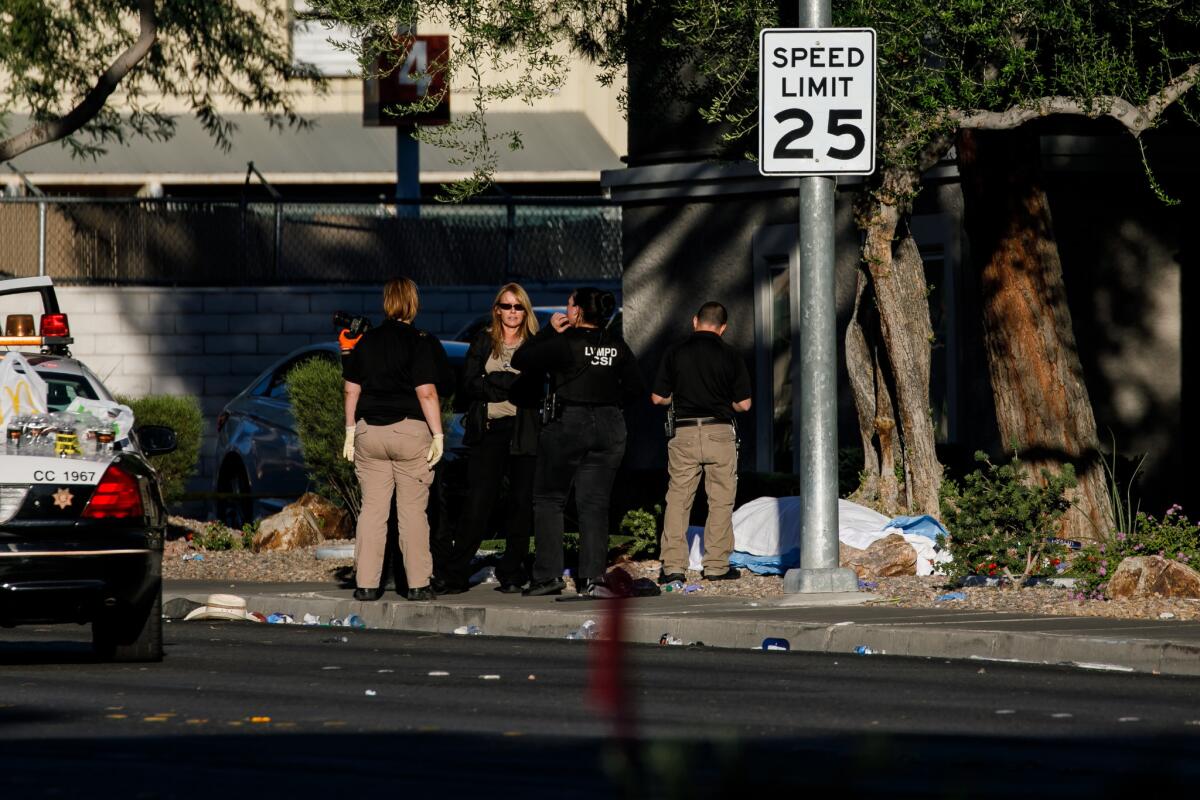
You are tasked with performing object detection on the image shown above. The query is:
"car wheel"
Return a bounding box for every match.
[217,462,253,530]
[93,582,163,663]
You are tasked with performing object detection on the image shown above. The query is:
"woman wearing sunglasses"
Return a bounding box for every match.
[435,283,541,594]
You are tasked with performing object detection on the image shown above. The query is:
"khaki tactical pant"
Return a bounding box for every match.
[353,418,434,590]
[659,421,738,576]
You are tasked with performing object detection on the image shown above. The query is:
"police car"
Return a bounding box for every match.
[0,277,177,662]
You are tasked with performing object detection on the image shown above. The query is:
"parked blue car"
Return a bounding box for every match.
[212,340,469,527]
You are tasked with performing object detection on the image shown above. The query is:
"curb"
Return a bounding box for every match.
[164,588,1200,677]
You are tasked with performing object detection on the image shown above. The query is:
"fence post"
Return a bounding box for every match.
[273,201,282,282]
[505,197,515,281]
[37,201,47,277]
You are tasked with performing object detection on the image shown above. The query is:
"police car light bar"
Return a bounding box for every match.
[0,313,73,347]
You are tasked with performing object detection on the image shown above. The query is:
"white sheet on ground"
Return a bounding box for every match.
[684,497,948,576]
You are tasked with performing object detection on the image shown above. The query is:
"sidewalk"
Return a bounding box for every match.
[164,579,1200,677]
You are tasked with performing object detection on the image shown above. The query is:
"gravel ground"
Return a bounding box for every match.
[163,517,1200,621]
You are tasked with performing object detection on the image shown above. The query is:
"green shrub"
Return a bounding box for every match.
[1071,506,1200,597]
[938,452,1076,584]
[117,393,203,506]
[193,521,245,551]
[620,504,663,559]
[241,521,258,550]
[285,358,360,519]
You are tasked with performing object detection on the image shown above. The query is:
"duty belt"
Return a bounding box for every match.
[674,416,730,427]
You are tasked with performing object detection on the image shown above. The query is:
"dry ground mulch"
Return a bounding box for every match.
[164,517,1200,621]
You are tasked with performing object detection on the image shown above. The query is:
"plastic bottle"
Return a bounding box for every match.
[565,620,598,640]
[454,624,483,635]
[662,580,685,593]
[854,645,874,655]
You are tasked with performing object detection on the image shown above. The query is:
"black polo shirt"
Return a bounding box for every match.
[652,330,751,421]
[511,326,643,407]
[342,319,449,425]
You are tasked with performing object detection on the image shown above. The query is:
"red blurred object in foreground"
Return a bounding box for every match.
[588,593,634,739]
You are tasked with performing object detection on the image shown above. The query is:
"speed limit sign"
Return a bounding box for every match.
[759,28,876,176]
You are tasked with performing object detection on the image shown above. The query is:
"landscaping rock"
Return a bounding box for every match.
[254,503,323,552]
[295,493,354,540]
[1108,556,1200,600]
[841,534,917,579]
[839,542,867,568]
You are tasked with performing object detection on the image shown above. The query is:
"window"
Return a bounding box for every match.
[291,1,359,77]
[266,351,337,400]
[37,373,99,411]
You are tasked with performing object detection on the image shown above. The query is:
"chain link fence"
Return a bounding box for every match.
[0,197,622,285]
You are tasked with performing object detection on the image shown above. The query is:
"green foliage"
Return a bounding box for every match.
[310,1,1200,196]
[1099,433,1146,540]
[193,521,245,551]
[620,504,662,559]
[939,452,1076,583]
[1071,506,1200,597]
[117,393,203,506]
[241,521,258,551]
[0,1,323,163]
[286,358,360,519]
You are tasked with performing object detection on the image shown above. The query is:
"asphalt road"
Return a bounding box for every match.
[2,621,1199,798]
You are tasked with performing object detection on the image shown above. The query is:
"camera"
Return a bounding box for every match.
[332,311,371,338]
[333,311,372,353]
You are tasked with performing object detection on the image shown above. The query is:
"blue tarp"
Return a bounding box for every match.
[730,548,799,575]
[884,515,948,542]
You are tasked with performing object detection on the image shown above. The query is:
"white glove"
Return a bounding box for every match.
[342,426,356,461]
[426,433,445,466]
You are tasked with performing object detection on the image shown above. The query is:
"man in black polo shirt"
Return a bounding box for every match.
[651,301,752,582]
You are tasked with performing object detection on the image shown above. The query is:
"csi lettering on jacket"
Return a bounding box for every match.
[511,326,644,406]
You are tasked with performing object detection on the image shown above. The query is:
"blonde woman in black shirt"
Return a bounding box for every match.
[435,283,541,595]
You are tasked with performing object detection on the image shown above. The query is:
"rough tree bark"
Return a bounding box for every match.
[957,129,1115,543]
[849,165,944,517]
[844,269,880,500]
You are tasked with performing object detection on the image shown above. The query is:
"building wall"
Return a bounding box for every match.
[619,181,865,473]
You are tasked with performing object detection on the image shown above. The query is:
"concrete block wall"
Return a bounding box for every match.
[0,280,618,499]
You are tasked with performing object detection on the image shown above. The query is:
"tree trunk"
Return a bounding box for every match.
[851,167,944,516]
[844,268,880,501]
[845,266,902,513]
[957,129,1114,543]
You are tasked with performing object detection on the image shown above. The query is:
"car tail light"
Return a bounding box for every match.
[81,465,144,519]
[40,313,70,338]
[216,411,230,433]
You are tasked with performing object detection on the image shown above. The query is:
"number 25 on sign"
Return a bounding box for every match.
[758,28,876,176]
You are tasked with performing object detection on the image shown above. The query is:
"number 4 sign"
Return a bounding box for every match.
[759,28,876,176]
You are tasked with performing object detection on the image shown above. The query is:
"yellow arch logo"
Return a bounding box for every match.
[4,380,41,417]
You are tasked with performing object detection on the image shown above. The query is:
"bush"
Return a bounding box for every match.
[620,504,663,559]
[192,521,248,551]
[938,452,1076,584]
[1071,505,1200,597]
[285,358,360,519]
[117,393,203,506]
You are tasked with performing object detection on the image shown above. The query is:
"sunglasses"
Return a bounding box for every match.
[495,303,526,311]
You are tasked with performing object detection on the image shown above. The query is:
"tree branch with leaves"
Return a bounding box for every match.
[0,0,324,165]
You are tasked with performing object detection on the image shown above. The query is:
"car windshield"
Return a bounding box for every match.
[36,371,100,411]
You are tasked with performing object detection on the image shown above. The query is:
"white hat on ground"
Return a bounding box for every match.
[183,593,257,622]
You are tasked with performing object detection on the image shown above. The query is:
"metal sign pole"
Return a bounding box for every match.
[783,0,858,593]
